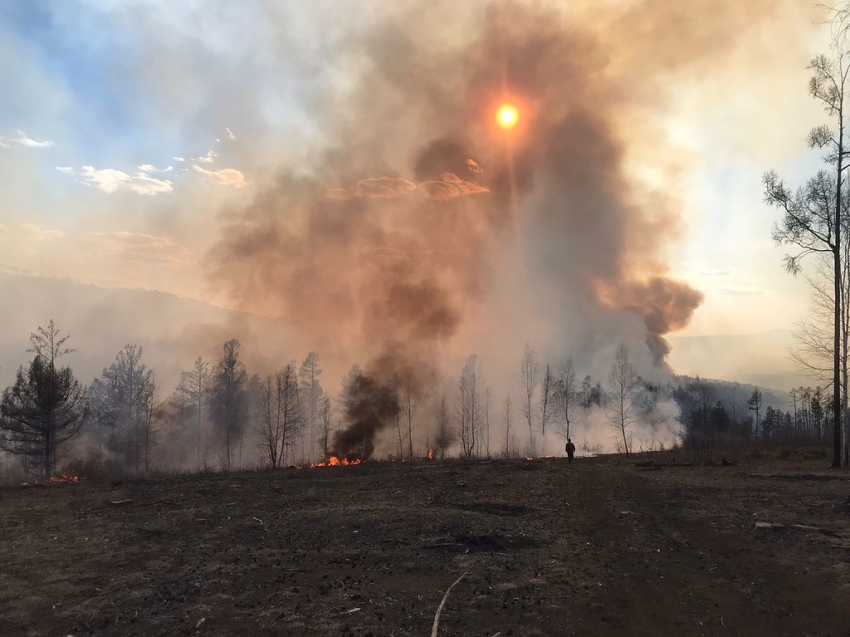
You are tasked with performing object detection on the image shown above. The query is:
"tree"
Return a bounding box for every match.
[539,364,556,436]
[433,394,453,459]
[90,344,155,472]
[764,30,850,468]
[174,357,209,470]
[502,395,515,458]
[606,345,640,457]
[140,374,161,472]
[520,344,538,454]
[747,388,762,438]
[0,321,88,476]
[209,339,248,470]
[298,352,323,464]
[256,363,302,468]
[457,356,482,458]
[318,394,332,461]
[556,358,578,442]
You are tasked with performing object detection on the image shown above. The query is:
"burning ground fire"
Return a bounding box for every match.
[301,451,437,469]
[21,472,81,487]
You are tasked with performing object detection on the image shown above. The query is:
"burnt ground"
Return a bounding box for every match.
[1,453,849,637]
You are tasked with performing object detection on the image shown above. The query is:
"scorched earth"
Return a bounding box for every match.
[1,453,849,637]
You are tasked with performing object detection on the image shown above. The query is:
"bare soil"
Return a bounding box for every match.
[1,453,849,637]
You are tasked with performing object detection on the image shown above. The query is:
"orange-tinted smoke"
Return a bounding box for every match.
[208,0,794,394]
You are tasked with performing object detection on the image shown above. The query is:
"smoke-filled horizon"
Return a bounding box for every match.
[0,0,830,468]
[207,0,806,453]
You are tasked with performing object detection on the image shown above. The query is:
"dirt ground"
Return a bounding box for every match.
[1,453,849,637]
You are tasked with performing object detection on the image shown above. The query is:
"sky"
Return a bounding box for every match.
[0,0,838,389]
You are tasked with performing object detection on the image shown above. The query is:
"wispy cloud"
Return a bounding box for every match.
[1,130,55,148]
[137,164,173,173]
[80,165,173,196]
[55,166,74,175]
[173,156,186,162]
[225,127,238,141]
[193,150,218,164]
[79,231,196,266]
[192,164,249,189]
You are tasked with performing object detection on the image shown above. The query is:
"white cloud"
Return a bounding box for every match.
[80,165,173,196]
[55,166,75,175]
[138,164,173,173]
[9,130,54,148]
[225,127,238,141]
[192,164,249,189]
[193,150,218,164]
[173,156,186,162]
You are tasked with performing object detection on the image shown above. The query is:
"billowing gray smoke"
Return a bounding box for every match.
[209,0,794,455]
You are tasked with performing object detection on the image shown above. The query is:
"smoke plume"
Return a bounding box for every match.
[208,0,796,454]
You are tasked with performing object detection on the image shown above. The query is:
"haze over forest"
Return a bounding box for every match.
[0,0,840,471]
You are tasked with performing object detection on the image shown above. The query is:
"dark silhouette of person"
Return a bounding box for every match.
[565,438,576,463]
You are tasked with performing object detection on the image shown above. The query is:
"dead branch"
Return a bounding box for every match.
[430,572,467,637]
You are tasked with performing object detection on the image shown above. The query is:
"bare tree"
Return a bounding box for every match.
[539,363,556,436]
[606,345,640,457]
[433,394,453,459]
[748,388,763,438]
[298,352,323,463]
[0,321,88,476]
[90,344,155,472]
[456,356,482,459]
[209,339,248,470]
[174,356,209,471]
[140,374,161,472]
[318,394,332,461]
[484,385,492,458]
[257,364,304,468]
[403,375,415,460]
[764,22,850,467]
[520,344,538,455]
[502,395,515,458]
[556,358,578,441]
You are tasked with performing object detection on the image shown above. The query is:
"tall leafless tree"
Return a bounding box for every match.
[457,356,482,459]
[539,363,556,436]
[520,344,538,455]
[433,394,453,459]
[210,339,248,470]
[556,358,578,442]
[502,395,515,458]
[298,352,323,464]
[606,345,640,457]
[175,356,209,471]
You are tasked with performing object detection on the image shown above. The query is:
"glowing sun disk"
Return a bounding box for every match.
[497,104,519,129]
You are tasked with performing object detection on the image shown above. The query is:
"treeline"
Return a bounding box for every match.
[672,377,833,461]
[0,321,830,478]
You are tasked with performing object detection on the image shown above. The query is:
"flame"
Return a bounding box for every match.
[496,103,519,129]
[21,472,80,487]
[428,449,434,460]
[306,456,363,468]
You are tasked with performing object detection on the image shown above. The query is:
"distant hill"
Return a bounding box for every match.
[667,330,812,393]
[0,273,296,392]
[0,273,818,404]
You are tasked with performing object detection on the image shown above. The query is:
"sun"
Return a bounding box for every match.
[496,103,519,129]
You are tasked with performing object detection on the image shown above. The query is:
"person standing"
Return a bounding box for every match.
[565,438,576,463]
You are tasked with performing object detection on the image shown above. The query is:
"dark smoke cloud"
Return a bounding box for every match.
[209,0,790,453]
